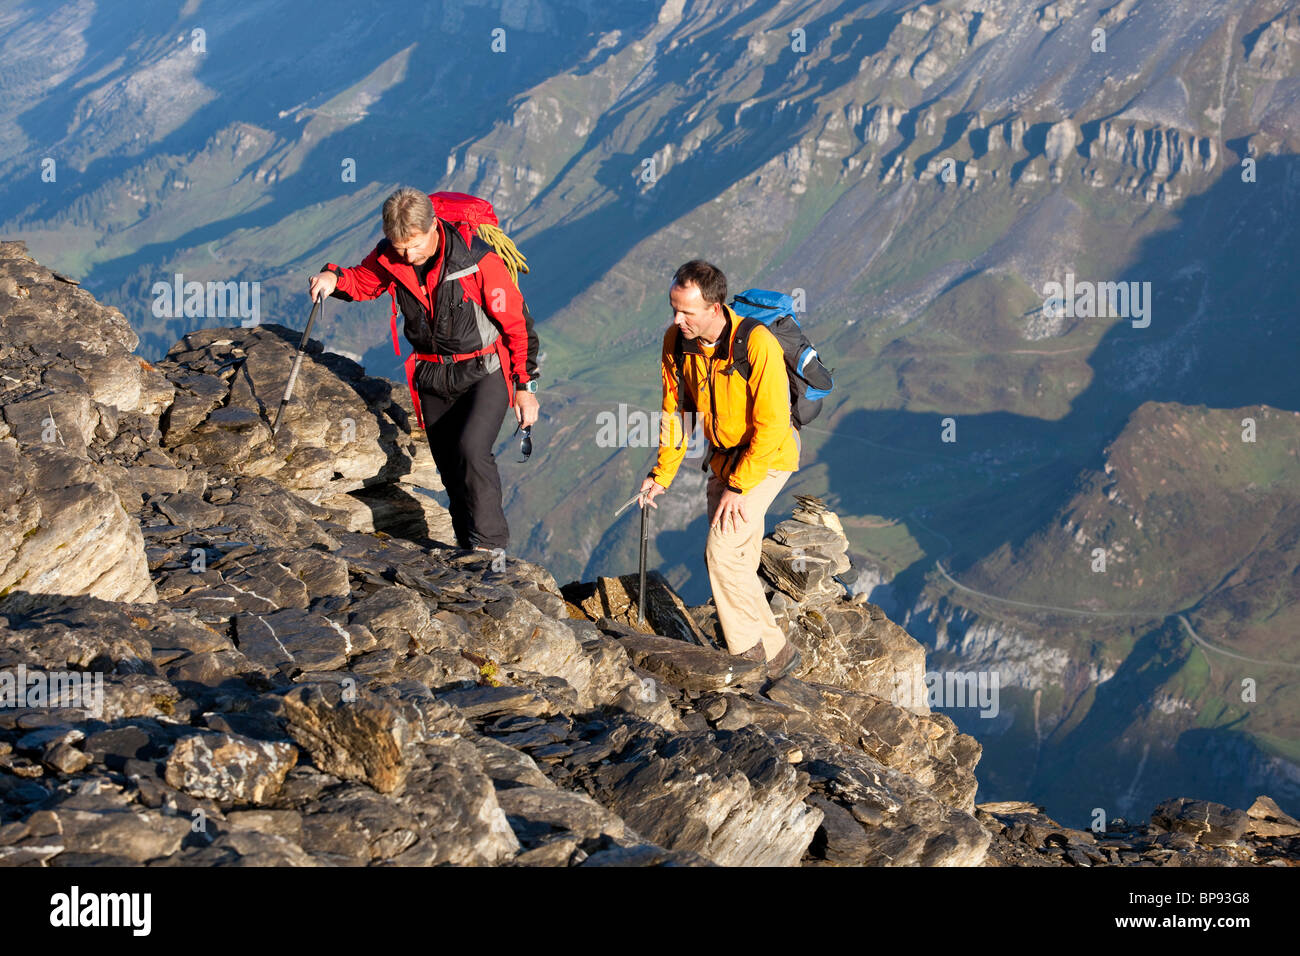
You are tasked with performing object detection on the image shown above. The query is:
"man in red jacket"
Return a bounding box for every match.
[308,187,540,552]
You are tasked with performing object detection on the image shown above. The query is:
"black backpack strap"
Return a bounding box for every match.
[728,316,757,381]
[672,327,693,410]
[670,327,692,451]
[728,316,799,431]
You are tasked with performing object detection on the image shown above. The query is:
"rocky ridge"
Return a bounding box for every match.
[1,242,1295,867]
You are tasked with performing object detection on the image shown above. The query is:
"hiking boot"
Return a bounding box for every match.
[736,641,766,664]
[767,639,803,681]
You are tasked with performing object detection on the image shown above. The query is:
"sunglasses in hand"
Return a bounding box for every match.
[514,423,533,463]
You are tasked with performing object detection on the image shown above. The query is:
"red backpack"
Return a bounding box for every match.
[432,191,497,242]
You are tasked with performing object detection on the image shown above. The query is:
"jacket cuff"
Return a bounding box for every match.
[321,263,353,301]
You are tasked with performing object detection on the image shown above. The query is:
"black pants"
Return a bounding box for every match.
[417,369,511,550]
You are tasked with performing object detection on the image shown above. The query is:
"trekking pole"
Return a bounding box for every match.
[638,495,649,625]
[612,490,651,625]
[272,294,322,435]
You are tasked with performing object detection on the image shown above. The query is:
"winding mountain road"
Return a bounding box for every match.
[913,512,1300,670]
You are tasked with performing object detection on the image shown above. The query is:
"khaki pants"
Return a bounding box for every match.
[705,468,792,658]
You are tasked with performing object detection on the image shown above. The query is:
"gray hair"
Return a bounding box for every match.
[382,187,434,241]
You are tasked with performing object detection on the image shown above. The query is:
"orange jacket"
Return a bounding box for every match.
[649,304,799,493]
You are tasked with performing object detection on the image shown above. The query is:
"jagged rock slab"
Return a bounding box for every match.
[2,779,191,864]
[1152,798,1250,846]
[164,731,297,805]
[778,599,931,716]
[325,484,456,543]
[794,732,991,866]
[0,242,173,419]
[577,844,716,867]
[293,734,520,865]
[555,715,822,867]
[760,538,845,604]
[764,677,980,812]
[495,785,628,846]
[276,684,412,794]
[159,326,447,520]
[1246,795,1300,838]
[436,684,555,719]
[0,441,156,609]
[562,571,710,646]
[233,608,373,674]
[614,631,764,693]
[464,597,609,709]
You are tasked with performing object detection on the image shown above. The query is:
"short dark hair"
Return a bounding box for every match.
[672,260,727,307]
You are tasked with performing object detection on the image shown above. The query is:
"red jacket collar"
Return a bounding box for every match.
[377,218,446,305]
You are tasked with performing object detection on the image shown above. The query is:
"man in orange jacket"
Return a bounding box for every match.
[638,260,803,679]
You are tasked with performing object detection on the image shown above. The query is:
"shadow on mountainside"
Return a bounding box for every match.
[816,154,1300,825]
[823,153,1300,593]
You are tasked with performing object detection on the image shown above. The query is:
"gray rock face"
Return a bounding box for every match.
[1246,795,1300,838]
[975,793,1300,867]
[276,685,412,795]
[1151,798,1250,847]
[548,716,822,867]
[562,571,711,646]
[795,732,991,866]
[1,250,1291,868]
[763,678,979,812]
[784,599,931,715]
[758,498,931,714]
[616,631,765,692]
[0,435,157,610]
[158,325,452,541]
[164,732,297,804]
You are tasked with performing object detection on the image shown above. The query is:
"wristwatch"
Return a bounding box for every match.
[518,378,538,393]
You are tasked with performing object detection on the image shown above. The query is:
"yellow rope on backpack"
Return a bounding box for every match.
[476,222,529,289]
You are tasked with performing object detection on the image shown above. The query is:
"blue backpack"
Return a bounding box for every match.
[727,289,834,427]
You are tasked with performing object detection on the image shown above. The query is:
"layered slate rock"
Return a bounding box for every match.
[795,732,991,866]
[164,732,297,804]
[159,326,452,542]
[758,498,929,713]
[976,795,1300,866]
[2,249,1295,868]
[562,571,711,647]
[276,685,411,794]
[0,244,166,608]
[0,441,157,609]
[1151,798,1250,847]
[546,715,823,867]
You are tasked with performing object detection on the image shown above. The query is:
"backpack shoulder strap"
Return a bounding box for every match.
[728,316,759,381]
[672,326,693,413]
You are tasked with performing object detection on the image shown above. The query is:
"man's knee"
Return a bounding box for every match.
[457,435,497,467]
[706,529,747,572]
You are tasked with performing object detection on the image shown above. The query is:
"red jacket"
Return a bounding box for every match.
[324,217,538,424]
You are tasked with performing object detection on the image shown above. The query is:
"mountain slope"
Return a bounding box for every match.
[2,0,1298,825]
